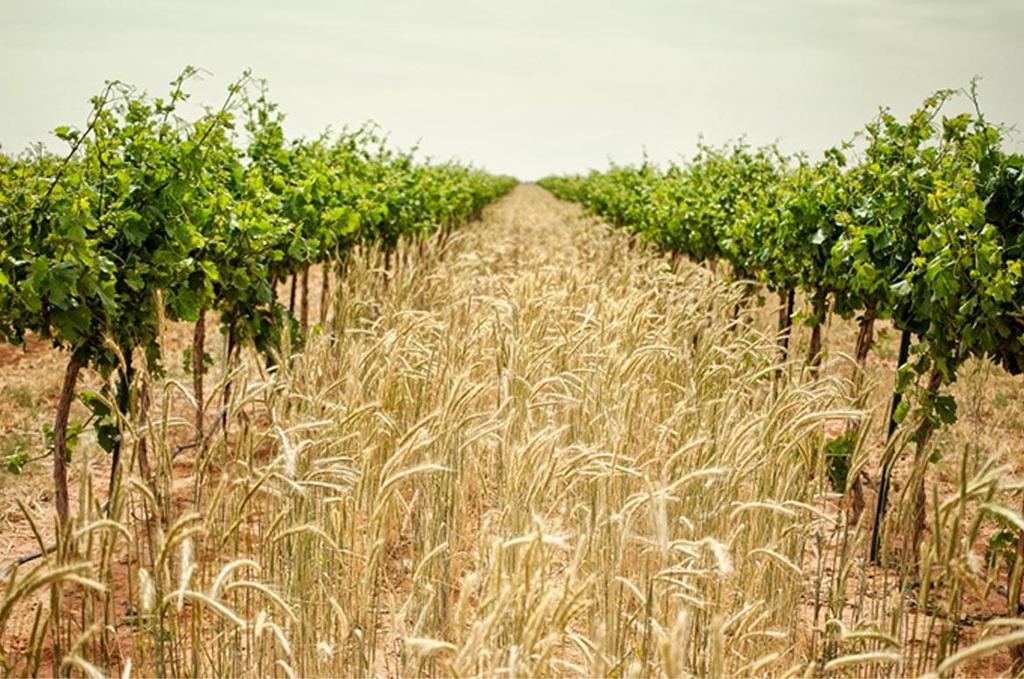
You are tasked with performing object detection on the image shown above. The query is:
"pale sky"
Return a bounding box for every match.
[2,0,1022,179]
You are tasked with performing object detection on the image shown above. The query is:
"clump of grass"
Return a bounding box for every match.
[3,386,34,410]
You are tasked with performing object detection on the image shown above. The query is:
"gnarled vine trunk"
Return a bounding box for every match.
[319,266,330,325]
[192,310,206,447]
[846,304,877,525]
[222,318,237,433]
[870,327,913,563]
[807,292,827,374]
[53,355,83,528]
[300,267,310,333]
[906,369,944,559]
[853,306,877,371]
[107,352,134,504]
[777,288,795,363]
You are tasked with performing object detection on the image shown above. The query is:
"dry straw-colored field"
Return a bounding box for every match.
[2,185,1023,677]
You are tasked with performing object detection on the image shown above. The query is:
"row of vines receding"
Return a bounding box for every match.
[0,66,516,532]
[539,84,1024,674]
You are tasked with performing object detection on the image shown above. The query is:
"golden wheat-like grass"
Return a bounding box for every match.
[1,186,1021,678]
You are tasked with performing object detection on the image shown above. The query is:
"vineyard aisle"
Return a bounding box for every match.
[195,182,856,676]
[6,184,1016,676]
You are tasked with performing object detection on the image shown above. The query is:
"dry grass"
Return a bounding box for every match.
[1,185,1022,677]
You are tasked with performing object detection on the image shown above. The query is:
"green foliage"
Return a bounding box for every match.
[43,420,84,461]
[542,85,1024,444]
[986,528,1018,571]
[825,432,856,493]
[543,85,1024,544]
[2,435,29,475]
[80,387,119,454]
[0,68,517,468]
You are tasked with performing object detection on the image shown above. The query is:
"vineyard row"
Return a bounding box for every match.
[0,67,517,524]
